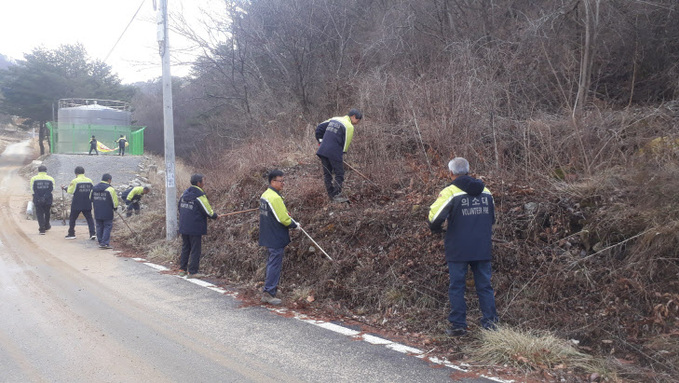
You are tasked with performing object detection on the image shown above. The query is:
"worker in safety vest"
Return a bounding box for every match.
[315,109,362,203]
[62,166,96,240]
[177,174,219,278]
[428,157,498,336]
[258,169,299,305]
[115,135,128,156]
[30,165,55,235]
[121,186,150,217]
[90,173,119,249]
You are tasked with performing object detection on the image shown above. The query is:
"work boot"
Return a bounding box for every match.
[187,273,206,279]
[332,195,349,203]
[445,326,468,337]
[261,292,282,305]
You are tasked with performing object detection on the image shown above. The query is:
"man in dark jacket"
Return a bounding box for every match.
[428,157,498,336]
[315,109,362,203]
[90,173,119,249]
[89,135,98,155]
[259,169,299,305]
[62,166,96,240]
[178,174,218,278]
[30,165,55,235]
[115,135,127,156]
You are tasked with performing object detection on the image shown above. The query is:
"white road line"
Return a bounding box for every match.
[143,262,169,271]
[360,334,392,345]
[313,322,361,336]
[136,259,509,381]
[386,343,423,354]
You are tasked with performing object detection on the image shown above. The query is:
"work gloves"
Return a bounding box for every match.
[291,219,302,230]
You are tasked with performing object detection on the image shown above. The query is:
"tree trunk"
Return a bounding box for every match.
[573,0,600,118]
[38,121,46,155]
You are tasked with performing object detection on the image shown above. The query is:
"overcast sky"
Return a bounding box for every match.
[0,0,223,84]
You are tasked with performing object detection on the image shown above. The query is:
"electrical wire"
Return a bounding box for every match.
[103,0,147,63]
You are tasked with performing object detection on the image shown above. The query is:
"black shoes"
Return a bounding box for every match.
[445,327,468,337]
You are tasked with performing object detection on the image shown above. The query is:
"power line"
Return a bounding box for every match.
[103,0,147,63]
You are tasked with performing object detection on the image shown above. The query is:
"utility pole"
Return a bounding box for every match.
[158,0,178,240]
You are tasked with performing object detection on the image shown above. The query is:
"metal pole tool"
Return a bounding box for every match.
[298,226,333,261]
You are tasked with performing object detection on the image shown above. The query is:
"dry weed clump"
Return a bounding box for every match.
[467,326,615,379]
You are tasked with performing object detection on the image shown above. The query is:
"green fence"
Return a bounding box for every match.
[46,123,146,155]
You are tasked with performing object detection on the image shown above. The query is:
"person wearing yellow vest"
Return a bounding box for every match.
[428,157,498,336]
[122,186,150,217]
[62,166,96,240]
[90,173,119,249]
[30,165,55,235]
[258,170,300,305]
[315,109,362,203]
[178,174,219,278]
[115,135,128,156]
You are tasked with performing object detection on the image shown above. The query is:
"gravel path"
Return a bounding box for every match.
[40,153,146,191]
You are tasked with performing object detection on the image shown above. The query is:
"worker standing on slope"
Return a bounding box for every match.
[258,170,300,305]
[30,165,55,235]
[62,166,96,240]
[115,135,127,156]
[315,109,362,203]
[428,157,498,336]
[90,173,119,249]
[178,174,219,279]
[121,186,150,217]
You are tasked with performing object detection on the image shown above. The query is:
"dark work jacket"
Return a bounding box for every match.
[259,187,297,248]
[178,185,217,236]
[67,174,94,211]
[91,181,119,220]
[89,139,97,149]
[315,115,355,162]
[428,175,495,262]
[30,172,54,206]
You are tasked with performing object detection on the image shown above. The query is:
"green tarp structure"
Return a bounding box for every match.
[46,122,146,155]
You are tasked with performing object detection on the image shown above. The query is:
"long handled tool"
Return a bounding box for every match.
[344,161,378,186]
[115,209,137,237]
[218,208,258,218]
[60,188,67,225]
[298,226,333,261]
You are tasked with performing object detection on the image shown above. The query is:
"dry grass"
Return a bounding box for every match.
[112,106,679,381]
[467,326,616,379]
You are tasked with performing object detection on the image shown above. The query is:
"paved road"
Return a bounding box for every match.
[1,141,497,383]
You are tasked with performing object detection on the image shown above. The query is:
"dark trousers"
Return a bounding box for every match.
[447,260,498,330]
[125,201,140,217]
[68,209,95,237]
[118,145,125,156]
[95,219,113,246]
[35,202,51,232]
[263,247,285,296]
[89,146,98,155]
[180,234,202,274]
[319,155,344,198]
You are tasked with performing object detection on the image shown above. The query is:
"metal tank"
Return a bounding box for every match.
[56,99,132,154]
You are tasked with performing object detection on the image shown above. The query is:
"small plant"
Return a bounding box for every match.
[467,326,616,379]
